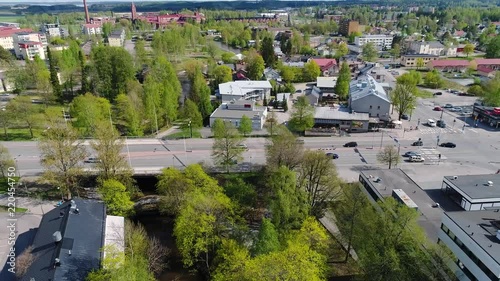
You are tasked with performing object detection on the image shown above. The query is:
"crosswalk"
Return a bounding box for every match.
[417,127,475,135]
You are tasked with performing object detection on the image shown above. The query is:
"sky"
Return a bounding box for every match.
[0,0,184,3]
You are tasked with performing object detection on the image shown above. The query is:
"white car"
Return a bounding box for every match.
[427,119,436,127]
[409,155,425,162]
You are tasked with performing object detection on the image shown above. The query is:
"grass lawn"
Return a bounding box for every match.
[0,177,19,194]
[441,79,468,92]
[0,128,43,141]
[0,205,28,213]
[0,14,22,23]
[415,88,434,98]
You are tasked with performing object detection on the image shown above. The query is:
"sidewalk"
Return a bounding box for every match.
[156,126,180,139]
[319,210,358,261]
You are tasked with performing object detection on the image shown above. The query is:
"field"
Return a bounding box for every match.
[0,13,22,23]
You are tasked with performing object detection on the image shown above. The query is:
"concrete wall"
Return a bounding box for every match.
[351,95,390,118]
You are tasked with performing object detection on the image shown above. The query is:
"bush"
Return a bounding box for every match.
[223,177,257,206]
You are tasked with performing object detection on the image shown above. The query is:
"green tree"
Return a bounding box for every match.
[6,96,39,139]
[213,65,233,86]
[238,115,253,136]
[189,68,213,119]
[0,45,13,66]
[134,39,149,68]
[245,50,265,80]
[212,119,245,173]
[302,60,321,81]
[416,57,425,69]
[47,46,62,100]
[485,36,500,58]
[99,179,134,216]
[376,145,401,169]
[0,144,15,177]
[390,43,401,60]
[38,123,87,200]
[221,52,234,64]
[180,99,203,129]
[482,72,500,106]
[0,109,10,140]
[253,218,280,256]
[266,125,305,170]
[463,43,475,57]
[70,93,112,136]
[391,82,418,120]
[79,50,90,94]
[114,93,143,136]
[396,71,421,87]
[289,96,314,135]
[280,67,295,83]
[423,70,444,89]
[260,36,276,67]
[362,42,378,62]
[334,62,351,100]
[264,111,279,136]
[156,167,195,215]
[336,42,349,58]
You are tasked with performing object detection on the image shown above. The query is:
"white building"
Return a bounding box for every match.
[441,174,500,211]
[13,32,47,59]
[209,99,268,130]
[41,23,63,39]
[348,75,391,119]
[108,29,125,47]
[17,41,45,60]
[217,81,272,102]
[354,34,393,50]
[409,41,458,57]
[439,210,500,281]
[82,23,102,36]
[0,27,33,50]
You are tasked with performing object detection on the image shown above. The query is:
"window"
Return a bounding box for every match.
[377,106,380,109]
[369,105,372,109]
[440,224,449,234]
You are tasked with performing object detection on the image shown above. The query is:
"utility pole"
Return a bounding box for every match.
[188,120,192,138]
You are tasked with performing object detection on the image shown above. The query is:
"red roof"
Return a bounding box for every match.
[429,60,469,67]
[454,30,466,37]
[311,58,337,71]
[0,28,32,38]
[475,58,500,66]
[477,66,496,74]
[18,41,42,47]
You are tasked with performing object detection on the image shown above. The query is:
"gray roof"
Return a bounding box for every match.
[444,210,500,266]
[21,199,106,281]
[109,29,124,38]
[403,54,439,58]
[210,105,266,119]
[314,107,369,121]
[349,74,390,103]
[444,174,500,200]
[427,41,445,48]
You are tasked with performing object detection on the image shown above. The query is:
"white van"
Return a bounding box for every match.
[427,119,436,127]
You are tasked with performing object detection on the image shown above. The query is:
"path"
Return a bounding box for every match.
[319,211,358,261]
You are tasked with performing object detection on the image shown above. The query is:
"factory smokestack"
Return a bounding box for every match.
[83,0,90,24]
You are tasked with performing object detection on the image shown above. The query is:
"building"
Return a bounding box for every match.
[475,59,500,71]
[314,106,370,132]
[20,199,124,281]
[209,99,268,130]
[264,67,281,81]
[354,34,393,50]
[108,29,126,47]
[316,76,338,93]
[217,80,272,102]
[41,23,63,39]
[441,174,500,211]
[339,19,360,36]
[131,2,204,29]
[348,75,391,119]
[401,54,439,67]
[438,210,500,281]
[82,23,102,35]
[427,60,470,72]
[477,66,497,78]
[13,32,47,59]
[473,106,500,129]
[409,41,445,56]
[309,58,338,76]
[0,27,32,50]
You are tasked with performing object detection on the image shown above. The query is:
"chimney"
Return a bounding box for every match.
[83,0,90,24]
[131,2,137,21]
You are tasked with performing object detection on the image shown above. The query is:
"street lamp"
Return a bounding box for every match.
[188,120,192,138]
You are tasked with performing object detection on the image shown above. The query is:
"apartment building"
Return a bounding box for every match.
[354,34,393,49]
[401,54,439,67]
[82,23,102,36]
[13,32,47,59]
[17,41,46,60]
[0,27,32,50]
[339,19,360,36]
[107,29,125,47]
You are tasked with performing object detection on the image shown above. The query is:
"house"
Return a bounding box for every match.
[209,99,268,130]
[108,29,125,47]
[473,105,500,129]
[475,58,500,70]
[282,61,305,68]
[82,23,102,35]
[306,86,322,105]
[453,30,466,40]
[401,54,439,67]
[348,75,391,119]
[427,60,470,72]
[316,76,337,93]
[438,210,500,281]
[19,199,124,281]
[354,35,393,50]
[217,80,272,102]
[314,106,370,133]
[264,67,282,82]
[0,27,32,50]
[409,41,445,56]
[477,66,497,78]
[309,58,338,76]
[41,23,64,39]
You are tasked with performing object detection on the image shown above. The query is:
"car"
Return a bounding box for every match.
[295,89,302,93]
[474,102,483,106]
[296,139,305,144]
[440,142,456,148]
[343,142,358,147]
[449,107,462,112]
[404,151,421,157]
[326,153,339,159]
[412,140,423,146]
[462,111,472,116]
[84,157,101,163]
[409,155,425,162]
[427,119,437,127]
[437,120,446,128]
[434,92,443,96]
[401,114,409,120]
[0,93,9,97]
[443,104,453,108]
[237,143,248,150]
[433,106,442,111]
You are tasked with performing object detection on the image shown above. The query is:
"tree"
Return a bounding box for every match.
[253,218,280,256]
[266,125,304,170]
[99,179,134,216]
[114,93,143,136]
[79,50,90,94]
[390,43,401,60]
[212,119,245,173]
[463,43,475,57]
[482,72,500,106]
[362,42,377,62]
[180,99,203,129]
[265,111,278,136]
[207,41,220,59]
[268,166,309,230]
[260,36,276,67]
[423,70,444,89]
[213,65,233,86]
[0,108,11,140]
[245,50,265,80]
[416,57,425,69]
[302,60,321,81]
[91,122,134,188]
[334,62,351,100]
[0,45,13,66]
[38,123,87,200]
[289,96,314,135]
[70,93,112,136]
[6,96,39,139]
[297,150,341,217]
[238,115,253,136]
[0,144,15,177]
[391,82,418,120]
[156,167,194,215]
[485,36,500,58]
[377,145,401,169]
[282,97,289,112]
[280,67,295,83]
[336,42,349,58]
[47,46,62,100]
[396,71,421,87]
[189,68,213,119]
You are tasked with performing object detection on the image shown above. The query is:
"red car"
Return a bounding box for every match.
[434,106,442,111]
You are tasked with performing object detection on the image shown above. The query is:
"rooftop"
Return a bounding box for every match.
[314,107,369,121]
[349,74,390,103]
[475,58,500,65]
[429,59,470,67]
[356,34,393,38]
[444,174,500,200]
[21,199,106,281]
[218,80,272,97]
[210,103,267,119]
[444,210,500,265]
[311,58,337,68]
[403,54,439,58]
[360,169,449,241]
[316,76,337,89]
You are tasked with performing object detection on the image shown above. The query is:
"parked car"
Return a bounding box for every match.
[343,142,358,147]
[404,151,421,157]
[326,153,339,159]
[409,155,425,162]
[237,143,248,150]
[444,104,453,108]
[433,106,442,111]
[449,107,462,112]
[434,92,443,96]
[427,119,437,127]
[440,142,456,148]
[296,139,305,144]
[412,140,423,146]
[84,157,101,163]
[401,114,409,120]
